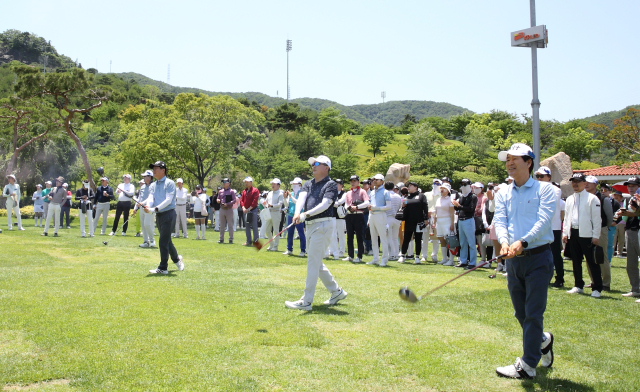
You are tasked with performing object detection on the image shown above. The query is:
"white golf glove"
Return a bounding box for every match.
[298,212,307,223]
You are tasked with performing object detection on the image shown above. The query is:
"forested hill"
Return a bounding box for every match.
[580,105,640,128]
[117,72,471,125]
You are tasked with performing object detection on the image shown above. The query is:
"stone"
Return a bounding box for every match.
[385,163,411,185]
[540,152,573,198]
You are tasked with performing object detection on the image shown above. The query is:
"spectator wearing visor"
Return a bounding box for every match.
[42,176,67,237]
[192,184,208,240]
[283,177,307,256]
[217,178,236,243]
[3,174,24,231]
[434,182,455,266]
[42,180,53,221]
[452,179,478,269]
[110,174,135,236]
[535,166,566,287]
[584,175,613,291]
[563,173,603,298]
[174,178,189,239]
[343,175,370,263]
[32,183,44,227]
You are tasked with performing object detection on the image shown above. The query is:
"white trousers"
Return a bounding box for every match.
[233,208,238,229]
[140,210,155,243]
[94,202,110,234]
[329,218,346,256]
[78,208,94,236]
[263,210,282,249]
[44,203,61,234]
[303,219,340,304]
[175,204,188,236]
[5,199,22,229]
[387,216,401,258]
[214,210,220,230]
[369,213,389,263]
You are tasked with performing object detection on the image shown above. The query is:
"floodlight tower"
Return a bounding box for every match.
[381,91,386,125]
[286,39,292,103]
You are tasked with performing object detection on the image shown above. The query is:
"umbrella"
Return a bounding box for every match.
[612,181,628,194]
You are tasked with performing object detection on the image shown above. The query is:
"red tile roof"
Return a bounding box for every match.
[574,162,640,176]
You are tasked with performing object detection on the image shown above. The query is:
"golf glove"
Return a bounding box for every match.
[298,212,307,223]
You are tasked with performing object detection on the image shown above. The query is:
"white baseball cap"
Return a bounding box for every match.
[498,143,536,162]
[586,175,599,184]
[373,173,385,181]
[62,183,68,187]
[123,174,132,179]
[141,170,153,177]
[244,176,253,182]
[290,177,302,184]
[45,180,52,185]
[36,184,42,188]
[176,178,184,183]
[308,155,332,170]
[535,166,551,176]
[472,182,484,188]
[100,177,109,182]
[271,178,281,184]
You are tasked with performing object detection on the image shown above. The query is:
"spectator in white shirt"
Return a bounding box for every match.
[193,184,208,240]
[3,174,24,231]
[535,167,566,287]
[264,178,284,251]
[110,174,135,236]
[133,170,156,248]
[174,178,189,238]
[385,181,403,262]
[434,183,456,266]
[32,184,44,227]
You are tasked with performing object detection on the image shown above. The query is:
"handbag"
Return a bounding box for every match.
[594,244,605,265]
[445,233,461,256]
[482,232,492,246]
[474,216,484,236]
[337,205,347,219]
[395,207,405,221]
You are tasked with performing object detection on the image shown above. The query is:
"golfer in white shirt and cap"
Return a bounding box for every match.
[3,174,25,231]
[263,178,284,251]
[174,178,189,238]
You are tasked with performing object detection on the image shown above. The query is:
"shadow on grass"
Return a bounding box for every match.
[520,368,595,392]
[299,304,350,316]
[144,271,179,278]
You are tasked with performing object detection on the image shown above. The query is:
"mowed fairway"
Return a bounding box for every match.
[1,216,639,391]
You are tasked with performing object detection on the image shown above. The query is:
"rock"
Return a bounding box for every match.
[540,152,573,198]
[385,163,411,185]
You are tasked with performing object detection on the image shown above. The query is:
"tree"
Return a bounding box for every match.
[549,126,602,162]
[13,64,108,189]
[0,96,57,175]
[362,123,395,157]
[267,103,309,131]
[119,93,264,186]
[591,108,640,162]
[406,122,445,171]
[324,133,357,157]
[448,112,474,140]
[288,126,325,160]
[423,145,474,178]
[318,106,348,137]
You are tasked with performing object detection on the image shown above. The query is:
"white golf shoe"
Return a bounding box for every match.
[496,357,536,379]
[591,290,601,298]
[323,288,347,305]
[541,332,554,368]
[397,256,405,264]
[176,255,184,271]
[366,260,378,265]
[149,268,168,275]
[282,250,293,255]
[139,242,149,248]
[567,287,584,294]
[342,256,352,261]
[352,257,362,263]
[285,299,312,311]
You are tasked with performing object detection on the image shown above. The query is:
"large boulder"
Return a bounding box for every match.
[540,152,573,198]
[385,163,410,185]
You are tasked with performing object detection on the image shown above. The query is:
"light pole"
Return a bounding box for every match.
[381,91,386,125]
[286,40,292,103]
[530,0,541,170]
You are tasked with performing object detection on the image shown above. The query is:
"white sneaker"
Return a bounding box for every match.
[397,256,405,264]
[431,256,438,263]
[323,288,348,305]
[342,256,353,261]
[591,290,601,298]
[19,227,26,231]
[285,299,312,311]
[90,234,95,237]
[352,257,362,263]
[122,232,126,236]
[541,332,554,368]
[333,256,340,260]
[282,250,293,255]
[366,260,379,265]
[149,268,168,275]
[109,232,115,236]
[81,234,86,238]
[139,242,149,248]
[149,241,156,247]
[414,257,421,265]
[636,298,640,303]
[442,258,455,266]
[567,287,584,294]
[496,357,536,379]
[621,292,640,297]
[420,256,427,263]
[171,234,176,238]
[367,250,374,256]
[176,255,184,271]
[299,252,306,257]
[380,260,388,267]
[437,259,446,264]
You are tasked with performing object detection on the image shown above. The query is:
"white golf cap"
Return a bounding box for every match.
[498,143,536,162]
[141,170,153,177]
[36,184,42,188]
[271,178,281,184]
[396,182,405,188]
[101,176,109,181]
[290,177,302,184]
[244,176,253,182]
[176,178,184,183]
[473,182,484,188]
[586,175,599,184]
[441,183,451,193]
[373,173,385,181]
[123,174,132,179]
[535,166,551,176]
[62,183,68,187]
[6,174,16,180]
[308,155,332,169]
[45,180,52,185]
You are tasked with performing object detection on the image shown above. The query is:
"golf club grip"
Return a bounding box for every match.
[421,254,507,298]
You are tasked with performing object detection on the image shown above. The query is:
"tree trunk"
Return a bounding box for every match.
[64,117,95,190]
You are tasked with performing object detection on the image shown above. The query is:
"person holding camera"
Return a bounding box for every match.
[217,178,236,243]
[3,174,25,231]
[343,175,370,263]
[283,177,307,256]
[93,177,114,235]
[75,179,94,237]
[617,176,640,299]
[452,179,478,269]
[398,181,429,264]
[42,176,67,237]
[32,184,44,227]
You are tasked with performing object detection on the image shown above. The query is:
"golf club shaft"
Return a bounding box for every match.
[260,222,295,248]
[419,254,507,299]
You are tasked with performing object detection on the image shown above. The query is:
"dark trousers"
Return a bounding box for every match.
[112,201,131,233]
[346,214,365,259]
[568,229,602,292]
[60,205,70,227]
[238,209,246,228]
[156,209,179,270]
[506,248,555,368]
[245,209,258,243]
[363,212,372,252]
[286,215,306,252]
[551,230,564,283]
[402,222,423,256]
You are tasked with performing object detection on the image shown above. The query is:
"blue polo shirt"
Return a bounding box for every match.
[370,186,391,209]
[149,176,176,213]
[494,176,555,249]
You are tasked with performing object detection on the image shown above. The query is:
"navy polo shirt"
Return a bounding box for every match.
[303,176,338,221]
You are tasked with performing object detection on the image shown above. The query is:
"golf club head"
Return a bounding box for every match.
[252,239,264,251]
[103,241,108,245]
[399,287,418,303]
[488,274,496,279]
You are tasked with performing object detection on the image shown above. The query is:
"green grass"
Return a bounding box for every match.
[1,212,639,391]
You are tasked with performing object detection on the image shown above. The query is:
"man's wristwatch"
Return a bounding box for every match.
[155,207,159,213]
[519,239,529,249]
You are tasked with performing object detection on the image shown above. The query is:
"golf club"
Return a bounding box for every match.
[253,222,295,251]
[488,256,507,279]
[399,254,506,303]
[102,197,147,246]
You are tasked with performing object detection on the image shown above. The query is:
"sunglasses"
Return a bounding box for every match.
[535,174,545,178]
[310,162,327,167]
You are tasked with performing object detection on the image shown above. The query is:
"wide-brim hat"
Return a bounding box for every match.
[6,174,16,181]
[55,176,65,182]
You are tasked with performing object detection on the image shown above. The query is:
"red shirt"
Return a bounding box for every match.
[241,186,260,209]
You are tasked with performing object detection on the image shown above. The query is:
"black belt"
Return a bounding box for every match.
[627,228,639,232]
[516,244,551,257]
[459,216,473,221]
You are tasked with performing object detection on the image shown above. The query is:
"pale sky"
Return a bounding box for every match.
[3,0,638,121]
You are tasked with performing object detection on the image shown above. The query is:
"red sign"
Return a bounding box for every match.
[514,32,540,41]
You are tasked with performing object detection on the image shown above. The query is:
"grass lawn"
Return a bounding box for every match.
[1,212,639,391]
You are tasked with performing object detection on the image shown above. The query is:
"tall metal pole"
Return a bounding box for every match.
[530,0,541,170]
[286,40,292,103]
[381,91,386,125]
